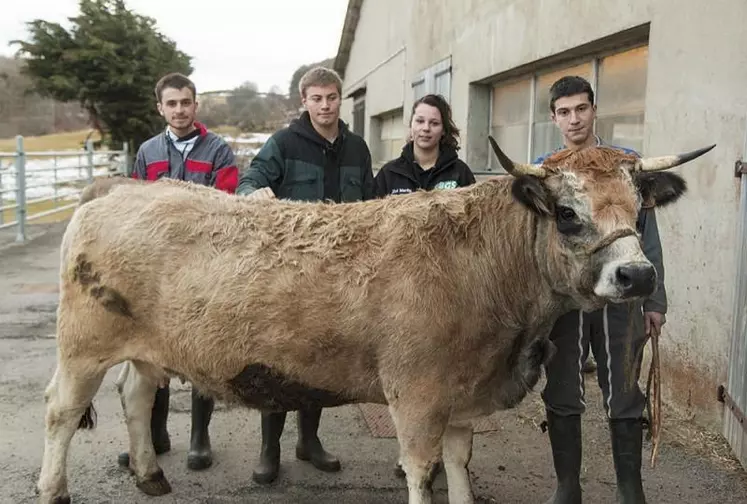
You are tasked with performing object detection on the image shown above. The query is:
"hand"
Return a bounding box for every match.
[246,187,275,200]
[644,311,665,337]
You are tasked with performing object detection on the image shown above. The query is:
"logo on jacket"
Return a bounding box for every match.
[391,188,413,195]
[434,180,458,190]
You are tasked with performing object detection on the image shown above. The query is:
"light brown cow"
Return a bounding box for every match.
[37,138,714,504]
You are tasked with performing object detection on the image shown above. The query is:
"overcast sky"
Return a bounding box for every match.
[0,0,349,94]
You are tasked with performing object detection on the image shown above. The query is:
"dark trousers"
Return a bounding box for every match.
[542,302,647,420]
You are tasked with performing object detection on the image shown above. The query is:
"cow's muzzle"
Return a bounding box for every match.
[615,262,656,298]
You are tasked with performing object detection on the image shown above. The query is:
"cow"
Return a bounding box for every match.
[77,175,139,205]
[36,137,714,504]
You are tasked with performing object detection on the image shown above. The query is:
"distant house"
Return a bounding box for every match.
[333,0,747,468]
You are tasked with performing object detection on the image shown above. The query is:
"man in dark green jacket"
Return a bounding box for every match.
[236,66,374,484]
[237,76,374,202]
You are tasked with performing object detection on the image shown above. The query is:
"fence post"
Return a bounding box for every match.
[122,141,130,176]
[86,139,94,183]
[0,165,4,225]
[14,135,26,242]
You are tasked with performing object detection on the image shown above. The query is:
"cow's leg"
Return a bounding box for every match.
[117,360,172,496]
[37,360,105,504]
[389,403,447,504]
[442,423,475,504]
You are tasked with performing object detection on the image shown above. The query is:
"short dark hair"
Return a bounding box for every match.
[549,75,594,113]
[155,72,196,103]
[410,94,461,150]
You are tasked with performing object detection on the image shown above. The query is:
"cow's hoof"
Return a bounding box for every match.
[52,496,71,504]
[136,469,172,496]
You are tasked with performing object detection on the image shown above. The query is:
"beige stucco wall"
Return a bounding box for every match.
[340,0,411,147]
[339,0,747,431]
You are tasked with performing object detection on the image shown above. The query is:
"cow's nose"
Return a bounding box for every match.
[615,263,656,298]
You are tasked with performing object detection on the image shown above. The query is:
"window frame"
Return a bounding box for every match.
[412,56,452,101]
[487,43,648,171]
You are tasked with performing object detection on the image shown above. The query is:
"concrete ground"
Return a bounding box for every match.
[1,221,747,504]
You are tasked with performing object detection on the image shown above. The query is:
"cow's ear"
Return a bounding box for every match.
[634,172,688,208]
[511,175,554,216]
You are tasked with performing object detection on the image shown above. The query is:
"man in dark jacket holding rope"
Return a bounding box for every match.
[536,75,666,504]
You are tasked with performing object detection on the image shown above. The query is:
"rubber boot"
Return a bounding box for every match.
[187,388,214,471]
[545,411,582,504]
[252,411,286,484]
[295,406,341,472]
[610,418,647,504]
[118,386,171,468]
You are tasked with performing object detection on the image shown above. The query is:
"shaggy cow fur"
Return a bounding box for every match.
[37,143,708,504]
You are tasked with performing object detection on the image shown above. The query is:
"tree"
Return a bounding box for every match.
[0,56,89,138]
[12,0,192,150]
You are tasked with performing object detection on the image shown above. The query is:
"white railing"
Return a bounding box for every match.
[0,135,130,242]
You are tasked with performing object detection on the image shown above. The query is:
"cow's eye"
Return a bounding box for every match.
[557,206,577,221]
[556,205,581,234]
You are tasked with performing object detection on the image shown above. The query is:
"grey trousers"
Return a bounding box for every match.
[541,302,647,420]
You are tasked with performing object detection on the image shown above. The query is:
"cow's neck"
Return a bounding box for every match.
[471,181,568,332]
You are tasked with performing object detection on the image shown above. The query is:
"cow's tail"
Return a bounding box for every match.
[77,403,97,430]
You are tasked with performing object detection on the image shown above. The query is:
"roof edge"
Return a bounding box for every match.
[333,0,364,79]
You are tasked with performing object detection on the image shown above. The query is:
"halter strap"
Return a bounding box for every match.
[586,227,638,256]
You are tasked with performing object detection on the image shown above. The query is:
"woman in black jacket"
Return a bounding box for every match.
[375,94,476,197]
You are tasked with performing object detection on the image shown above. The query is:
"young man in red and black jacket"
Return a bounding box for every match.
[121,72,238,472]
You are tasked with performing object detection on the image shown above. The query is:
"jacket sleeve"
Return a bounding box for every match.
[374,168,389,198]
[236,136,284,196]
[638,206,668,314]
[361,147,375,201]
[132,147,147,180]
[460,162,477,186]
[209,142,238,193]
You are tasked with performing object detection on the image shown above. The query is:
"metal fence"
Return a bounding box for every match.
[0,135,130,242]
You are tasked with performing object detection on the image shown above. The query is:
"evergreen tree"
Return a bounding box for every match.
[12,0,192,150]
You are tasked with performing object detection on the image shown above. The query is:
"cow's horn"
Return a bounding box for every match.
[633,144,716,172]
[488,135,547,177]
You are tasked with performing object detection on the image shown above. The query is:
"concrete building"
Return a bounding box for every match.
[333,0,747,467]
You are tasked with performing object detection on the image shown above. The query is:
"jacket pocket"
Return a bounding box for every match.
[283,167,320,201]
[340,166,363,202]
[185,159,212,186]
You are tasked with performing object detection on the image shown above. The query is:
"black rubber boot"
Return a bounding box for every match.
[118,386,171,468]
[295,406,341,472]
[545,411,582,504]
[252,411,286,484]
[187,389,214,471]
[610,418,647,504]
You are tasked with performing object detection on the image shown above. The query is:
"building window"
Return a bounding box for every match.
[412,57,452,101]
[375,109,406,166]
[595,46,648,155]
[352,92,366,138]
[488,45,648,170]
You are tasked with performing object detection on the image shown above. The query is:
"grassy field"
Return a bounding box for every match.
[2,197,77,226]
[0,125,258,153]
[0,129,102,152]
